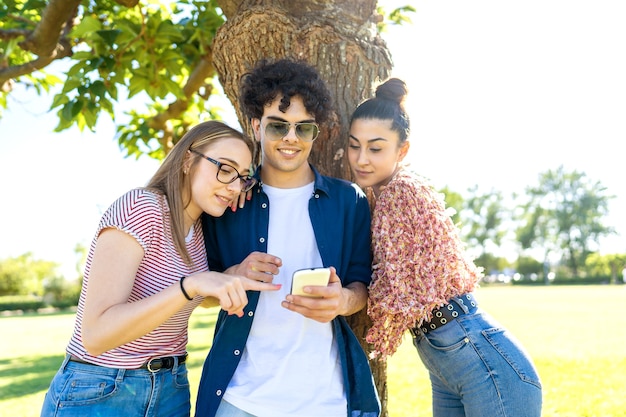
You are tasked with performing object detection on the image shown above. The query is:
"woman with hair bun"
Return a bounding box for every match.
[347,78,542,417]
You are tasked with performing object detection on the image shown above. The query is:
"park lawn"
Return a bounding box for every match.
[1,285,625,416]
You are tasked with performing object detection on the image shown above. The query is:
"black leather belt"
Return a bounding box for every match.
[410,293,478,336]
[69,354,187,372]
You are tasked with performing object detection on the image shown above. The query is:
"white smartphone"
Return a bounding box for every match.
[290,267,331,297]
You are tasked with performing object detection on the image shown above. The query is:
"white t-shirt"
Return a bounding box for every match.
[224,183,346,417]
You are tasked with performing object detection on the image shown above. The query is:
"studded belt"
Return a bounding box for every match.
[410,293,478,336]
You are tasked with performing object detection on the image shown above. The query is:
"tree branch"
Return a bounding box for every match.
[0,39,73,86]
[114,0,140,6]
[0,0,80,91]
[19,0,81,56]
[7,13,36,26]
[149,52,216,150]
[216,0,245,20]
[0,29,31,41]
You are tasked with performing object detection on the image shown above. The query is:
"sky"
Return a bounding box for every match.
[1,0,624,278]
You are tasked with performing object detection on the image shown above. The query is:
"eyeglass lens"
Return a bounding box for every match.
[190,150,257,192]
[265,121,319,142]
[216,167,256,192]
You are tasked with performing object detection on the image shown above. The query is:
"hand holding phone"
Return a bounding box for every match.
[290,267,331,298]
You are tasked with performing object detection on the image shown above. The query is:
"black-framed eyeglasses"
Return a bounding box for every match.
[264,121,320,142]
[190,150,257,192]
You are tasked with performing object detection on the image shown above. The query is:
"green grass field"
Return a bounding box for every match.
[1,285,625,416]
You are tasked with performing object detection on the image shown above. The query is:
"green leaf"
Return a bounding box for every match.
[72,15,103,38]
[90,80,106,98]
[50,93,69,110]
[156,20,185,42]
[61,101,75,122]
[72,51,95,61]
[107,84,118,101]
[161,78,183,98]
[100,98,114,117]
[72,99,84,118]
[88,57,105,70]
[83,104,98,130]
[76,113,86,131]
[128,76,149,98]
[96,29,122,47]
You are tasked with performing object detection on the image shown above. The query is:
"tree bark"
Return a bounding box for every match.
[213,1,393,414]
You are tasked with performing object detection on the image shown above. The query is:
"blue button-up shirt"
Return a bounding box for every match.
[195,165,380,417]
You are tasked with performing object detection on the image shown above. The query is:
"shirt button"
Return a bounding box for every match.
[216,390,222,396]
[314,193,320,199]
[259,237,265,243]
[261,203,267,209]
[234,350,241,356]
[248,311,254,317]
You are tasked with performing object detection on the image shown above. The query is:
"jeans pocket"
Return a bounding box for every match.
[58,371,119,406]
[417,320,469,351]
[173,366,190,389]
[483,327,542,388]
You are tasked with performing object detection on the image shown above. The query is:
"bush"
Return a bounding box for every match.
[551,276,612,285]
[44,276,81,309]
[0,295,45,312]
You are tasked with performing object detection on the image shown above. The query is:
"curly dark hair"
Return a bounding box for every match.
[239,58,333,124]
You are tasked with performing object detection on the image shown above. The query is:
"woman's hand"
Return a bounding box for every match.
[228,189,253,212]
[187,271,281,317]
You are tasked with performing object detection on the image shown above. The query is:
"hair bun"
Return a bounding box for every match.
[375,78,408,106]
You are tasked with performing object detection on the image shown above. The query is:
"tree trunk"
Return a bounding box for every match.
[212,1,393,414]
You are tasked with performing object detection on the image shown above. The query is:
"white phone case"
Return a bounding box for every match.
[290,267,331,297]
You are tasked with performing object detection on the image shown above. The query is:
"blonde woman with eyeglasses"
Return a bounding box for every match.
[40,121,281,417]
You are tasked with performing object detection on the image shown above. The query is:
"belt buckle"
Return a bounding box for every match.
[146,358,162,373]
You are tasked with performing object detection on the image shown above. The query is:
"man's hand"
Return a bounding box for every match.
[225,251,282,283]
[281,267,367,323]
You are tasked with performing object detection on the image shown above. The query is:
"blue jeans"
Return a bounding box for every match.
[40,355,190,417]
[215,399,257,417]
[413,306,542,417]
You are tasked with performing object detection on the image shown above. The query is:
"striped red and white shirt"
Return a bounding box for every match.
[66,188,206,368]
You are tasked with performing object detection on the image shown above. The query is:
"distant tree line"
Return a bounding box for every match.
[1,165,624,310]
[0,245,86,310]
[441,165,625,285]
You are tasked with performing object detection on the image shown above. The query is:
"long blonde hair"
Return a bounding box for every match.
[145,121,255,265]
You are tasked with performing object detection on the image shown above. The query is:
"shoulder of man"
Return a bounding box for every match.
[312,166,366,199]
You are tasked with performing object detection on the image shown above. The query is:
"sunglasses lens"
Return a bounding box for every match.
[266,122,290,139]
[265,121,319,142]
[296,123,319,141]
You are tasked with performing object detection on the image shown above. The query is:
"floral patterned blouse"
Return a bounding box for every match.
[366,168,483,359]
